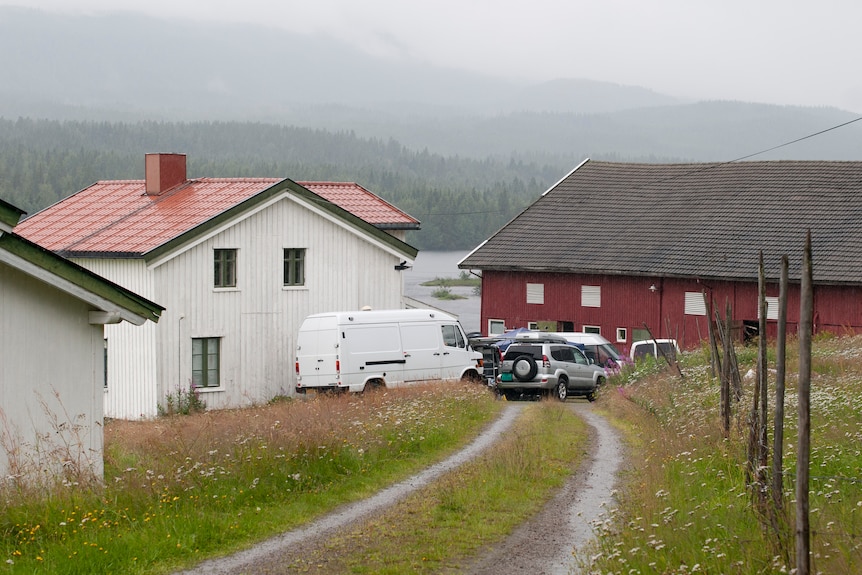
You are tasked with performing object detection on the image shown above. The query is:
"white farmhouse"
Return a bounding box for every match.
[1,198,163,483]
[16,154,419,419]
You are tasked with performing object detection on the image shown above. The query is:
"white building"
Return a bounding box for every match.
[16,154,419,419]
[1,198,162,483]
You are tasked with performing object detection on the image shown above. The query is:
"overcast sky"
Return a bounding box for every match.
[4,0,862,113]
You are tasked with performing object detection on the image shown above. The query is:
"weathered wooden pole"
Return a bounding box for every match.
[758,251,769,490]
[796,233,812,575]
[773,255,788,507]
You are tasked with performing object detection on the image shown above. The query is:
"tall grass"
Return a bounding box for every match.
[583,335,862,574]
[0,382,500,574]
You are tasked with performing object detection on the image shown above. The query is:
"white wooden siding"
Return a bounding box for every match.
[0,263,104,480]
[72,258,160,419]
[75,195,407,418]
[154,197,406,412]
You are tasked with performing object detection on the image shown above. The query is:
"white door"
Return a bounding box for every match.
[399,323,442,382]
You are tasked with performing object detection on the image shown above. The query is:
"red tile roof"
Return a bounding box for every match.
[298,182,419,229]
[16,178,419,256]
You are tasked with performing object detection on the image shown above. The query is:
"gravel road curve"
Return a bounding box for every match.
[175,401,622,575]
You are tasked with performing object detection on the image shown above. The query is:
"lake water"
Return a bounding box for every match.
[403,250,481,334]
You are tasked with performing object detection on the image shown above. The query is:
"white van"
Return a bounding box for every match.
[547,332,628,370]
[630,339,680,362]
[295,309,483,393]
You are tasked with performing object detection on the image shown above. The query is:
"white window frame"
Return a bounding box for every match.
[616,328,627,342]
[684,291,707,316]
[488,319,505,335]
[526,283,544,304]
[583,325,601,334]
[581,285,601,307]
[527,321,538,330]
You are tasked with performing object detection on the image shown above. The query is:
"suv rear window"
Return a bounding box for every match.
[503,345,542,360]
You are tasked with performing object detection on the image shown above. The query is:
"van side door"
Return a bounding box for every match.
[400,323,442,382]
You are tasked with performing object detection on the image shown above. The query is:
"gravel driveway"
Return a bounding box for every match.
[175,401,622,575]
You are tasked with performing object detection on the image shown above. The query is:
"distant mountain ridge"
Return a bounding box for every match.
[0,6,859,164]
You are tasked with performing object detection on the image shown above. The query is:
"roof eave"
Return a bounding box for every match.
[0,232,164,324]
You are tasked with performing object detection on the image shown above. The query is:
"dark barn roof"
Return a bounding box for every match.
[459,159,862,285]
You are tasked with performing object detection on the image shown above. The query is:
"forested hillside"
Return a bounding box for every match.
[0,118,562,250]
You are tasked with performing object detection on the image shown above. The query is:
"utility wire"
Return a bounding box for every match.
[390,115,862,217]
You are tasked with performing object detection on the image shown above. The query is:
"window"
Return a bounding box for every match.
[632,328,650,342]
[583,325,601,334]
[551,345,575,362]
[214,249,237,288]
[441,324,465,348]
[488,319,505,335]
[759,296,780,320]
[684,291,707,315]
[616,328,627,342]
[527,321,538,330]
[526,283,544,304]
[581,285,601,307]
[283,248,306,286]
[192,337,220,388]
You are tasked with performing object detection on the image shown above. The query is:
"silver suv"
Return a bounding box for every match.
[497,334,606,401]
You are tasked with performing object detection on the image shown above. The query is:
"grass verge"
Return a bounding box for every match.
[0,382,501,574]
[583,335,862,574]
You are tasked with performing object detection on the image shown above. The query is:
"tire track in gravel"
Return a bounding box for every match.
[175,403,524,575]
[461,402,623,575]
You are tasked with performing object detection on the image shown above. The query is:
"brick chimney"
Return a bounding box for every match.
[145,153,187,195]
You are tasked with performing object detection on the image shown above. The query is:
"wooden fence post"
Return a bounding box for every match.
[796,233,812,575]
[773,255,788,507]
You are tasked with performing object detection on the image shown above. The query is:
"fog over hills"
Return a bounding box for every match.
[1,6,859,162]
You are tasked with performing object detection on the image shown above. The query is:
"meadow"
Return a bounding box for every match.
[583,333,862,574]
[3,335,860,574]
[0,384,503,574]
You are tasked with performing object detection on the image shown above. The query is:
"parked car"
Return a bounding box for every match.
[630,338,680,362]
[546,331,630,372]
[497,333,606,401]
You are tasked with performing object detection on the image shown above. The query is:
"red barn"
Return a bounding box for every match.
[458,159,862,354]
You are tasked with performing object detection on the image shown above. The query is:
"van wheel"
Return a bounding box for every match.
[512,356,538,382]
[461,370,482,384]
[364,379,384,393]
[554,378,568,401]
[596,376,606,387]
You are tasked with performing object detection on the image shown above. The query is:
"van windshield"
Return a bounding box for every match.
[603,344,622,360]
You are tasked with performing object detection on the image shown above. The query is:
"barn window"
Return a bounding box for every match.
[581,285,601,307]
[758,297,780,320]
[214,248,237,288]
[528,321,538,330]
[616,328,627,342]
[583,325,601,334]
[192,337,221,388]
[488,319,505,334]
[526,283,544,304]
[283,248,306,286]
[684,291,707,315]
